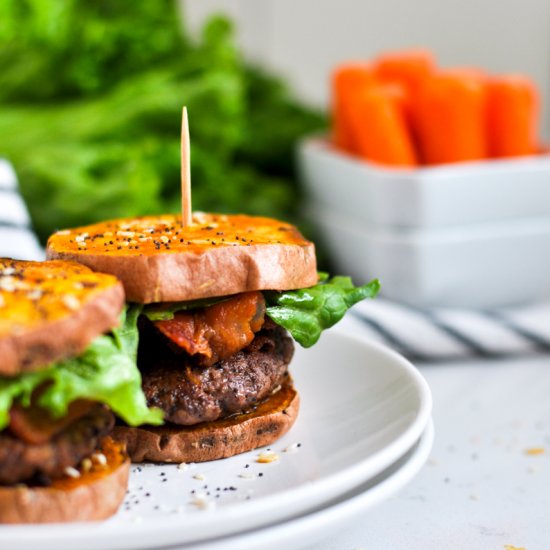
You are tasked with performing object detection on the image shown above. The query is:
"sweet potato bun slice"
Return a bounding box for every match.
[46,213,318,303]
[0,437,129,523]
[113,380,299,463]
[0,258,124,376]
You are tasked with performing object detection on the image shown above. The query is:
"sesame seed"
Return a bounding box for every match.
[160,235,169,244]
[64,466,81,479]
[2,267,15,276]
[62,295,80,311]
[56,230,71,236]
[27,289,43,301]
[193,473,206,481]
[92,452,107,466]
[3,278,27,292]
[238,472,254,479]
[81,458,92,472]
[525,447,545,455]
[256,451,279,464]
[177,462,189,471]
[117,231,135,238]
[190,494,216,511]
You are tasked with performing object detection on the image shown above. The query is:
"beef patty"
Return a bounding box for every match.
[0,405,114,485]
[140,324,294,425]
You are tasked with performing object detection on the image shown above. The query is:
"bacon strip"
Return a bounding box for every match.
[154,292,266,367]
[9,399,96,445]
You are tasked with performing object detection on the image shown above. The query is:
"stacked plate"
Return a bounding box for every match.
[298,137,550,308]
[0,331,433,550]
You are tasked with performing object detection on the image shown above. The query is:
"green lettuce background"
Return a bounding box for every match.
[0,0,325,243]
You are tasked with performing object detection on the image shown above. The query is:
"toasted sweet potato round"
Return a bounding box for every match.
[0,437,129,524]
[112,381,300,463]
[0,258,124,376]
[46,213,318,303]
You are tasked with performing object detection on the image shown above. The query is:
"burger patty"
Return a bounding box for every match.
[140,324,294,425]
[0,405,114,485]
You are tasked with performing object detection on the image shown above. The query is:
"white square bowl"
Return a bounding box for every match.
[298,137,550,229]
[307,204,550,308]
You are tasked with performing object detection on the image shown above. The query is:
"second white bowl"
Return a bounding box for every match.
[308,205,550,308]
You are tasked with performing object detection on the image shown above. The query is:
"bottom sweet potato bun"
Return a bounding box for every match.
[0,437,129,524]
[113,380,299,463]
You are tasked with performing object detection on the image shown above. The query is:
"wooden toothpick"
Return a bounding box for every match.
[181,106,192,227]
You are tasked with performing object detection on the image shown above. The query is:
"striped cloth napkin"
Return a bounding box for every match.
[341,299,550,361]
[2,158,549,360]
[0,159,44,261]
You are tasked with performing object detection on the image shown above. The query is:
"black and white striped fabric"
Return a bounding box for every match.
[342,299,550,361]
[2,159,549,360]
[0,159,44,261]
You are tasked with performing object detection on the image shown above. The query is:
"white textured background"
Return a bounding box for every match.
[183,0,550,136]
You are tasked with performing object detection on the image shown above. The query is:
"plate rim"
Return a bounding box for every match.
[169,418,435,550]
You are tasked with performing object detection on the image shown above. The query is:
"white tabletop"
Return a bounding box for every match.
[309,352,550,550]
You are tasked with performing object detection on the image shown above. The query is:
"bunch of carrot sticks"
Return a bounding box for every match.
[332,49,541,167]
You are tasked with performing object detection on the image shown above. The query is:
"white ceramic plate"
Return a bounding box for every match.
[0,332,432,549]
[169,419,434,550]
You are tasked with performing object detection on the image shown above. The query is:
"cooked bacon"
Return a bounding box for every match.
[154,292,266,367]
[8,399,96,445]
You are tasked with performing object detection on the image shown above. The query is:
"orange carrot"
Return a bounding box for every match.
[486,75,539,158]
[382,82,413,125]
[331,63,373,152]
[445,67,488,80]
[374,49,435,92]
[413,71,488,164]
[347,83,418,167]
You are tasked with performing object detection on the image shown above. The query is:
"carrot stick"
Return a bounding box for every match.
[347,83,418,167]
[486,75,539,158]
[331,63,373,152]
[413,71,488,164]
[374,49,435,92]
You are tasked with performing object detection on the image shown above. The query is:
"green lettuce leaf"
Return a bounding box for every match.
[0,304,163,430]
[143,296,229,321]
[265,276,381,348]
